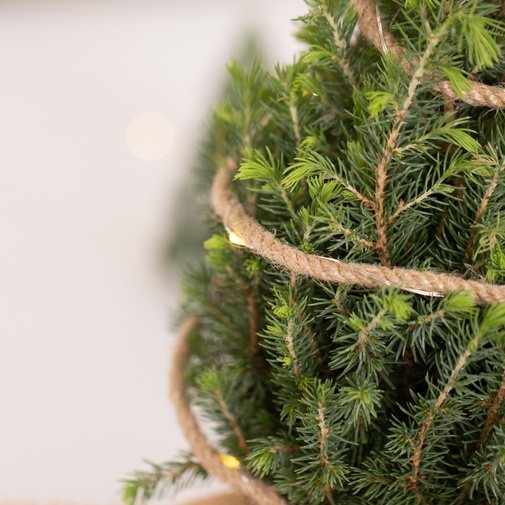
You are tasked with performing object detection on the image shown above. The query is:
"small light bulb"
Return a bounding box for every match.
[228,230,247,247]
[219,453,241,470]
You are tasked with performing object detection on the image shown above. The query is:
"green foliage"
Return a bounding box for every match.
[122,455,208,504]
[453,11,504,69]
[126,0,505,503]
[365,91,397,118]
[440,64,472,97]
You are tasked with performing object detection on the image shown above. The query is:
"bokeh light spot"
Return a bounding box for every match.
[126,111,174,161]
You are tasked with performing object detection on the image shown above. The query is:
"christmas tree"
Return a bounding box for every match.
[124,0,505,503]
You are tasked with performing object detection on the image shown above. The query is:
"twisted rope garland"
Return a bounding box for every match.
[170,317,288,505]
[352,0,505,108]
[171,2,505,504]
[212,167,505,305]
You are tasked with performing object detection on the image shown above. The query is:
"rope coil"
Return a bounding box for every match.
[170,317,288,505]
[351,0,505,108]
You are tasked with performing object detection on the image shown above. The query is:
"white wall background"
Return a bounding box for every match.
[0,1,306,503]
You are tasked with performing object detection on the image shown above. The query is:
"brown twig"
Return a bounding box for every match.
[247,288,259,353]
[285,320,301,380]
[457,370,505,504]
[332,220,375,249]
[351,0,505,108]
[215,390,250,454]
[463,169,500,266]
[321,2,357,86]
[409,330,482,494]
[477,372,505,449]
[373,25,446,265]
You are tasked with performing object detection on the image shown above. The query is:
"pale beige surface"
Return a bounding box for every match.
[0,503,120,505]
[0,497,246,505]
[0,3,306,502]
[183,494,248,505]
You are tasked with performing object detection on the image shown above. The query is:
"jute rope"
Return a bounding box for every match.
[211,167,505,305]
[351,0,505,108]
[170,317,288,505]
[172,4,505,504]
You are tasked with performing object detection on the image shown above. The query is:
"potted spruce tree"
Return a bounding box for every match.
[124,0,505,503]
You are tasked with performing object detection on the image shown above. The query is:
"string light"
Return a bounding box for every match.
[219,453,241,470]
[376,4,388,54]
[218,453,255,495]
[224,205,443,298]
[319,255,446,298]
[225,223,444,297]
[227,228,248,247]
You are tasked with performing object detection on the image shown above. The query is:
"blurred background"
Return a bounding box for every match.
[0,0,306,504]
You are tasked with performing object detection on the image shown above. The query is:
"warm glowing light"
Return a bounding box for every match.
[228,230,247,247]
[219,453,241,470]
[126,111,174,161]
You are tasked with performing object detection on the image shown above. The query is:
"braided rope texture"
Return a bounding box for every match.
[212,169,505,305]
[170,317,288,505]
[351,0,505,108]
